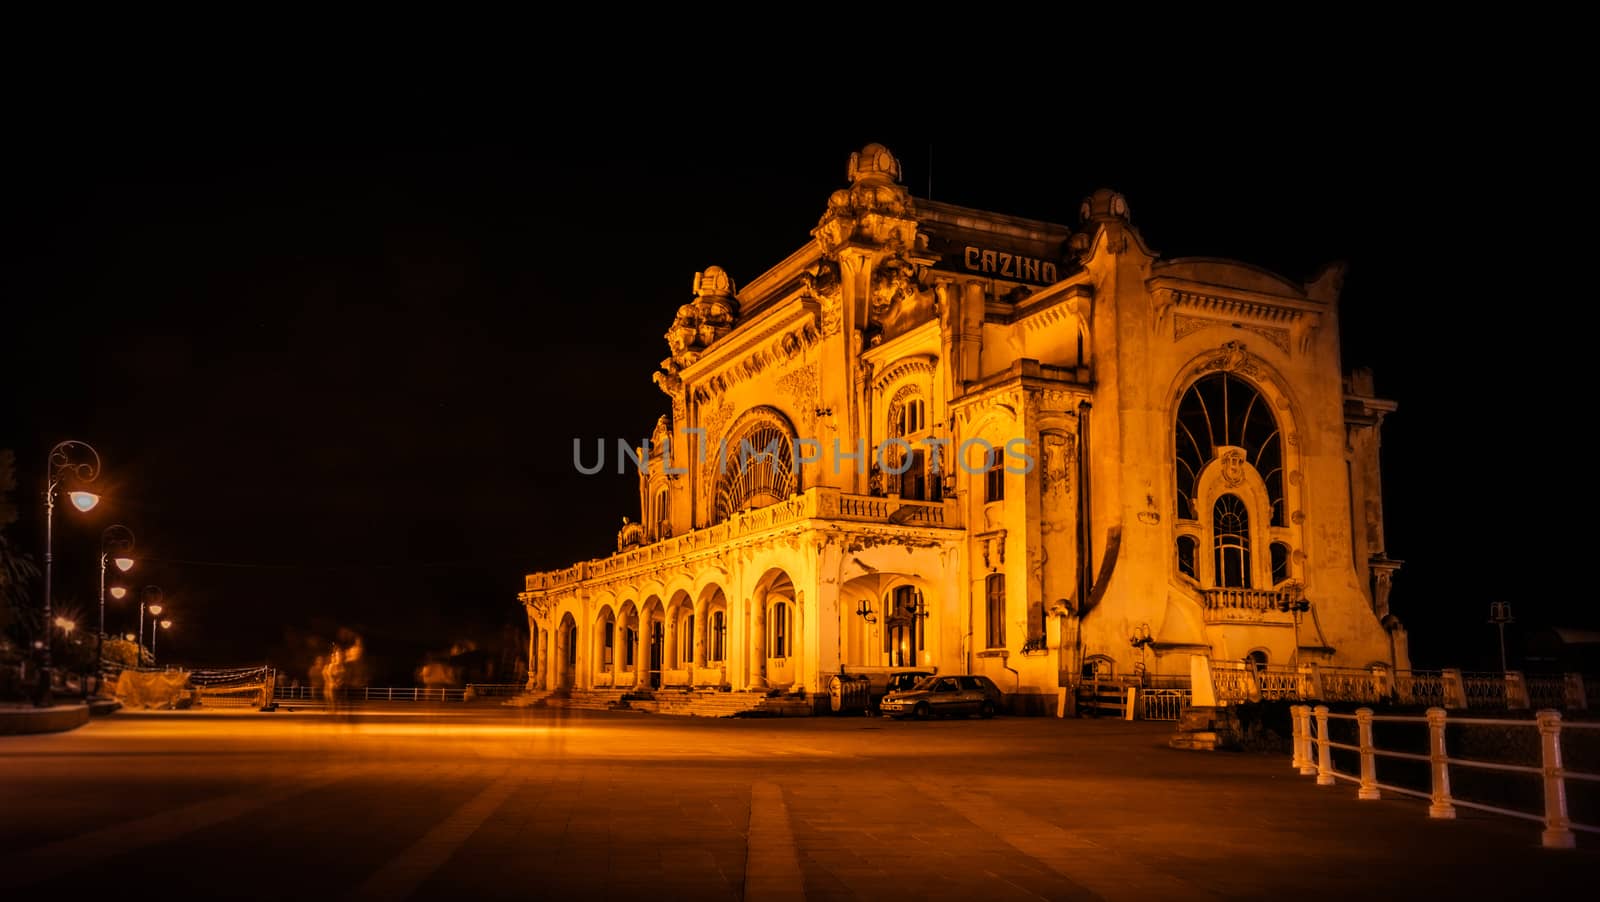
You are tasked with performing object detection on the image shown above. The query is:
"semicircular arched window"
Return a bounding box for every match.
[714,406,798,522]
[1175,373,1284,525]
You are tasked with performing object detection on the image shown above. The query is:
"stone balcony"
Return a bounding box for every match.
[1202,587,1298,624]
[524,486,961,593]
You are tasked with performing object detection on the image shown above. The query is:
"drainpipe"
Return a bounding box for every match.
[1000,650,1022,701]
[1073,400,1093,678]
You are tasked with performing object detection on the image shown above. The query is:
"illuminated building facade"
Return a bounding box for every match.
[519,143,1407,713]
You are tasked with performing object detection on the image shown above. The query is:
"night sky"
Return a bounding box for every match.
[3,86,1584,683]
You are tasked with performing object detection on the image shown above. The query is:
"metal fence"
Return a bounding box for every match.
[1292,704,1598,849]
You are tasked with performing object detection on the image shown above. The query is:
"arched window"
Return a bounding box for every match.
[985,574,1006,649]
[714,407,797,522]
[1213,494,1251,588]
[771,602,790,658]
[680,612,694,664]
[1176,535,1198,579]
[602,616,615,667]
[1082,655,1114,680]
[623,625,637,668]
[653,488,668,536]
[1245,649,1268,672]
[709,611,726,663]
[1270,541,1291,585]
[1175,373,1284,525]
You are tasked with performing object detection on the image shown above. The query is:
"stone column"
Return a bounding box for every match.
[748,595,767,690]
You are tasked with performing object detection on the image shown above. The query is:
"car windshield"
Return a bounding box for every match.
[909,676,941,691]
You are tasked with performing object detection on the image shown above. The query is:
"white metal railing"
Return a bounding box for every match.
[1141,688,1191,721]
[1290,704,1598,849]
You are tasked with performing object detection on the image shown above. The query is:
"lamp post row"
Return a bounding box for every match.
[36,439,176,707]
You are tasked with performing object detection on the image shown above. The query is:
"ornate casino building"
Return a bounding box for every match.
[518,143,1406,714]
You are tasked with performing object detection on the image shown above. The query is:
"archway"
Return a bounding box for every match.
[641,596,666,689]
[750,567,797,689]
[556,613,577,690]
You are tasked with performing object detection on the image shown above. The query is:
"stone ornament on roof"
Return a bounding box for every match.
[656,265,740,396]
[814,143,919,254]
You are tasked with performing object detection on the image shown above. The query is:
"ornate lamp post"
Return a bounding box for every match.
[1488,601,1514,673]
[96,524,135,695]
[1276,582,1311,667]
[139,586,163,667]
[1130,623,1154,681]
[39,440,101,707]
[153,619,172,661]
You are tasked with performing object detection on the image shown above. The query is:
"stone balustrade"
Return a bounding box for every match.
[523,486,960,592]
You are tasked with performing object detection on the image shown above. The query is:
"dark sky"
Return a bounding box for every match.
[1,81,1585,680]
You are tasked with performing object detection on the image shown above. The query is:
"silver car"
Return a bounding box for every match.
[879,674,1003,720]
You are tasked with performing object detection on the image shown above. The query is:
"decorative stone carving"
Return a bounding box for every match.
[812,143,920,255]
[778,364,818,427]
[800,259,843,336]
[658,266,741,394]
[1196,340,1262,379]
[1219,448,1246,487]
[1041,432,1074,495]
[870,253,923,318]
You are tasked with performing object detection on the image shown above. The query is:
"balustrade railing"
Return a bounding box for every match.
[1393,670,1445,707]
[1462,672,1509,709]
[1292,705,1598,849]
[1201,587,1296,623]
[524,486,958,592]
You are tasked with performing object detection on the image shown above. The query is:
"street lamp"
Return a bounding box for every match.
[1276,583,1311,667]
[1488,601,1515,673]
[138,586,163,668]
[39,440,101,707]
[1130,623,1154,681]
[153,619,172,661]
[96,524,135,696]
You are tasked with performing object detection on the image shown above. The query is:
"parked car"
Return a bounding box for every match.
[879,674,1003,720]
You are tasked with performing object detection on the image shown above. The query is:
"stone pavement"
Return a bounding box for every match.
[0,706,1592,900]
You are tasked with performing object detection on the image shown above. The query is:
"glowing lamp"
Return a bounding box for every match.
[159,620,172,630]
[110,586,127,599]
[69,491,100,512]
[124,633,135,642]
[114,556,135,572]
[148,604,163,616]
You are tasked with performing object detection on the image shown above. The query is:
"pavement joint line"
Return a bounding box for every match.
[0,763,359,890]
[744,781,805,902]
[351,764,527,901]
[915,781,1225,902]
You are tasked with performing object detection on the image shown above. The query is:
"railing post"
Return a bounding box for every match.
[1426,707,1455,818]
[1537,709,1575,849]
[1290,705,1312,774]
[1565,673,1587,712]
[1442,668,1467,709]
[1506,671,1529,710]
[1314,705,1334,786]
[1356,707,1380,800]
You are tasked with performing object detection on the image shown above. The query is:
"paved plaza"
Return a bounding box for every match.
[0,706,1593,900]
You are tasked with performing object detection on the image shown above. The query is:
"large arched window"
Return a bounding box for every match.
[1175,373,1284,525]
[1213,494,1251,588]
[714,407,798,522]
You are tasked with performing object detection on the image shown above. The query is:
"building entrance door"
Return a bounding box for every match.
[649,621,664,688]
